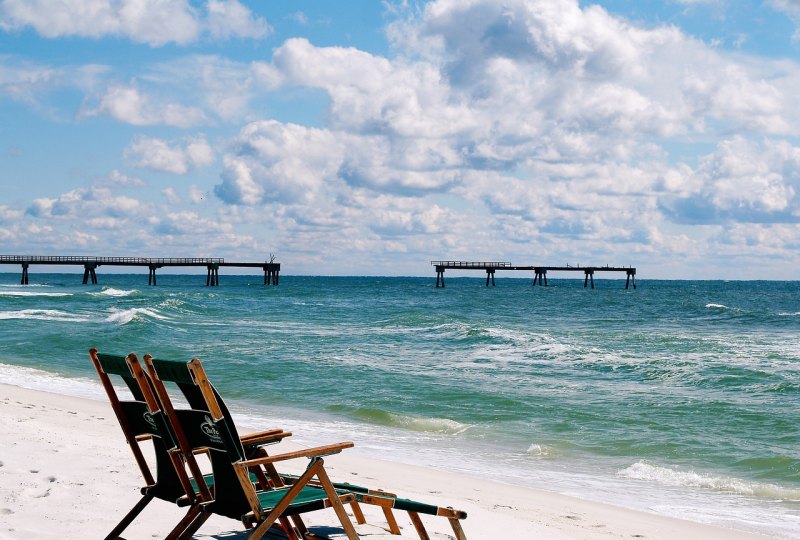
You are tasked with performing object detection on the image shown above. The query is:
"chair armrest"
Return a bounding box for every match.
[240,429,291,446]
[237,441,354,468]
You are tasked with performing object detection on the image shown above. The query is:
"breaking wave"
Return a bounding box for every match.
[619,461,800,501]
[105,307,168,325]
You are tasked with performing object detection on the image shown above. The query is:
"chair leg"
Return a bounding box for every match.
[168,506,211,540]
[292,515,309,536]
[350,501,367,525]
[313,462,359,540]
[104,492,155,540]
[408,512,431,540]
[279,516,299,540]
[381,507,401,535]
[449,517,467,540]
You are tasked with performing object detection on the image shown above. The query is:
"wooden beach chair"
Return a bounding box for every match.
[142,354,468,540]
[90,349,293,539]
[90,349,209,540]
[135,353,360,540]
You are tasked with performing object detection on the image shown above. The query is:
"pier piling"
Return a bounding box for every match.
[435,266,445,288]
[485,269,496,287]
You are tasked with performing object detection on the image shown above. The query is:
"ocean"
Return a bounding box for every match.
[1,272,799,537]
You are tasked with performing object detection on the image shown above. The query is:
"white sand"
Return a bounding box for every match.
[0,383,773,539]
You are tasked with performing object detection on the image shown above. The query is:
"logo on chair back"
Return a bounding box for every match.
[143,412,158,431]
[201,415,223,444]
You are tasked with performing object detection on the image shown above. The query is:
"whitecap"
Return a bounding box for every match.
[0,291,72,297]
[618,461,800,501]
[92,287,137,297]
[705,303,729,309]
[105,307,168,325]
[0,309,89,322]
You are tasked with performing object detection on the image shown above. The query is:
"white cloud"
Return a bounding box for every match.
[0,0,269,46]
[206,0,270,40]
[215,120,345,205]
[99,169,146,187]
[82,83,207,127]
[124,136,215,174]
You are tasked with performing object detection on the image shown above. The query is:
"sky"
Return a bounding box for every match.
[1,0,800,279]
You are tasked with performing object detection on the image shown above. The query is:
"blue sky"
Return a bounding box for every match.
[1,0,800,278]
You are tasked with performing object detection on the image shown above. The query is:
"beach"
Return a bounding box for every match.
[0,382,773,539]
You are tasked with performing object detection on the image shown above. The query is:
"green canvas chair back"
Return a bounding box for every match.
[90,349,205,540]
[91,350,184,501]
[143,356,257,520]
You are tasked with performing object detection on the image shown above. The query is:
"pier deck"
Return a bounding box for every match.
[431,261,636,289]
[0,255,280,286]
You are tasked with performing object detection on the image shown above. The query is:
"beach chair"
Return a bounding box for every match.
[90,349,293,539]
[90,349,209,540]
[142,354,468,540]
[136,353,361,540]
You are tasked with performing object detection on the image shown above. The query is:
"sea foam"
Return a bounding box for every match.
[0,309,89,322]
[619,461,800,501]
[0,291,72,297]
[92,287,137,297]
[105,307,167,325]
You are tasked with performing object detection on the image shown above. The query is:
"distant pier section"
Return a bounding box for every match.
[0,255,280,286]
[431,261,636,289]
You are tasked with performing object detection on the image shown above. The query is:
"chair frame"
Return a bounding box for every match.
[138,353,360,540]
[89,348,208,540]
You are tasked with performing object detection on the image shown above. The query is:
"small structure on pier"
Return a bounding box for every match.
[432,261,636,289]
[0,256,280,287]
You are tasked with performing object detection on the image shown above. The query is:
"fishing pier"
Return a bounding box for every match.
[0,256,280,286]
[432,261,636,289]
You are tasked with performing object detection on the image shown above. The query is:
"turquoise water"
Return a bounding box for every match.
[1,273,799,536]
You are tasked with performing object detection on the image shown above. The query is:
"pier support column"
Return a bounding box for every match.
[82,263,98,285]
[435,266,445,288]
[485,268,495,287]
[533,269,548,287]
[584,269,594,289]
[626,269,636,290]
[21,263,29,285]
[263,267,280,285]
[206,264,219,286]
[148,265,159,286]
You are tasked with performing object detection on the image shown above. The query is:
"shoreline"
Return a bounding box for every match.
[0,382,774,539]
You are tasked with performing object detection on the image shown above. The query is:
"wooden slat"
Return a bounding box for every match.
[239,442,354,467]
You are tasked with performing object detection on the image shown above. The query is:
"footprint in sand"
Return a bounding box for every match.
[0,509,14,515]
[32,489,51,499]
[0,460,4,467]
[46,476,56,483]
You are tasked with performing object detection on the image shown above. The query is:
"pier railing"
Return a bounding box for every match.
[0,255,278,286]
[0,255,224,264]
[431,261,512,268]
[432,260,637,289]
